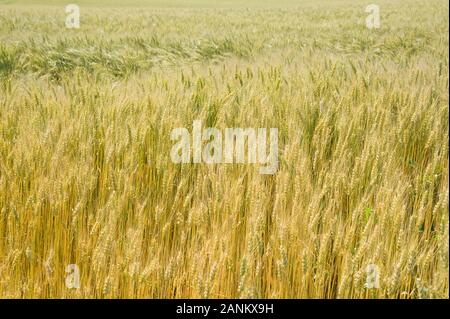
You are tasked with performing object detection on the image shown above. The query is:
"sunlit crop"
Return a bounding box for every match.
[0,0,448,298]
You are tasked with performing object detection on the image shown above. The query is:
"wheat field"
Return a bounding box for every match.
[0,0,448,299]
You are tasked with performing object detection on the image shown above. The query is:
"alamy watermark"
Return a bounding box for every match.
[170,120,278,174]
[365,4,380,29]
[65,4,80,29]
[65,264,81,289]
[364,263,380,289]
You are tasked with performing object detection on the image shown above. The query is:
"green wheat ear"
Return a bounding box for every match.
[364,207,373,224]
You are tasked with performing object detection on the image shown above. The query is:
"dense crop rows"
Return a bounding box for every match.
[0,0,448,298]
